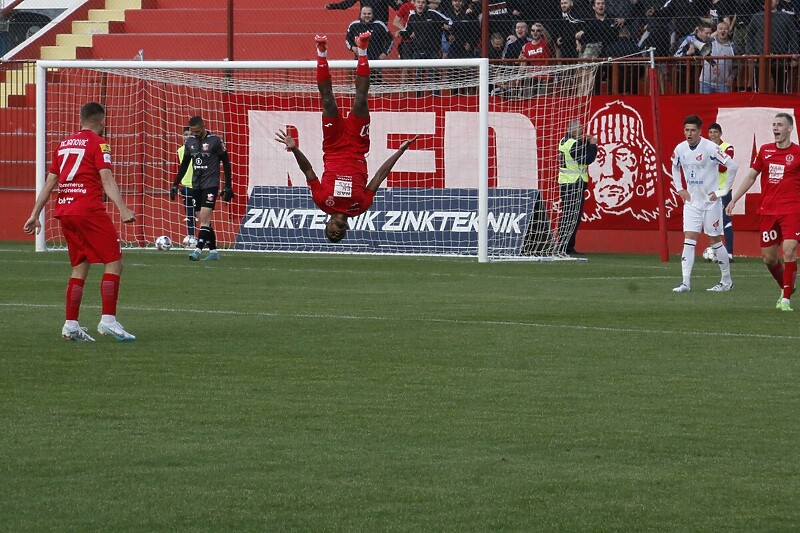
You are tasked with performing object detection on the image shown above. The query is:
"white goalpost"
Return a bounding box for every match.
[35,58,597,262]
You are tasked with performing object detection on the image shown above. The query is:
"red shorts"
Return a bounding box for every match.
[58,214,122,266]
[759,212,800,247]
[322,112,370,158]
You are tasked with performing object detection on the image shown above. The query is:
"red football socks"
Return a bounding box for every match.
[355,54,370,78]
[316,56,331,83]
[65,277,85,321]
[101,273,120,317]
[768,261,784,288]
[783,261,797,299]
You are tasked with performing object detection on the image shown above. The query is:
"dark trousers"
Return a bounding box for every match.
[557,180,587,254]
[721,190,733,256]
[180,185,196,237]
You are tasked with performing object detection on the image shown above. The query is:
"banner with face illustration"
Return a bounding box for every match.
[583,94,799,231]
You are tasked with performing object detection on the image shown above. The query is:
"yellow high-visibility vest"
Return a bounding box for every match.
[717,141,732,189]
[558,137,588,184]
[177,145,194,188]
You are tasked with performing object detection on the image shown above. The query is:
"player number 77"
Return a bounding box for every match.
[57,148,85,182]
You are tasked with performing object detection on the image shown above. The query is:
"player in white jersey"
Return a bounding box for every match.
[670,115,739,293]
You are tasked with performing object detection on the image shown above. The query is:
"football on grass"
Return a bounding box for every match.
[155,236,173,251]
[182,235,197,248]
[702,247,717,262]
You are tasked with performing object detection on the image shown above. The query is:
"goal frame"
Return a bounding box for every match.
[35,59,495,258]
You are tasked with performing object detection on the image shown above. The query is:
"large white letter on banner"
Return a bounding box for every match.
[715,107,799,214]
[444,112,538,189]
[248,111,321,193]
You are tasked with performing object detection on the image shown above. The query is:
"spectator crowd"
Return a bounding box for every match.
[326,0,800,94]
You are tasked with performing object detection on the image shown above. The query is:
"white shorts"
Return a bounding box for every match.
[683,202,724,236]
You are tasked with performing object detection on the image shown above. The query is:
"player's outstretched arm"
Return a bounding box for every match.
[100,168,136,223]
[275,129,317,182]
[23,172,59,235]
[366,136,418,192]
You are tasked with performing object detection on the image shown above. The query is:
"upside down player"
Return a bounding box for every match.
[274,32,416,242]
[726,112,800,311]
[23,102,137,341]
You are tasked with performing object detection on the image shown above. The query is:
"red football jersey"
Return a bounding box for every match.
[321,112,370,174]
[309,170,374,216]
[521,40,550,60]
[752,142,800,215]
[49,129,112,217]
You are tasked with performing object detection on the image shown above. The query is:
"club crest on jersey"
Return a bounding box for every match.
[695,153,703,161]
[325,196,335,207]
[207,193,215,201]
[787,154,794,164]
[202,143,209,151]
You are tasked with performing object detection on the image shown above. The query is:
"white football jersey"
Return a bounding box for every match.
[671,137,734,209]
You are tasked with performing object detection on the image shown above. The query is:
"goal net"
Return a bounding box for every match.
[36,59,597,261]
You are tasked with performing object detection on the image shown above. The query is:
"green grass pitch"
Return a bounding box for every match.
[2,242,799,530]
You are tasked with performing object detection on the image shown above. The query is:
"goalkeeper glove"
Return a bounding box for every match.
[221,186,234,202]
[169,185,178,201]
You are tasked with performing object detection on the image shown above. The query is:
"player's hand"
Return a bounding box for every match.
[221,186,234,202]
[275,129,296,150]
[399,135,419,151]
[23,216,41,235]
[169,185,178,201]
[678,189,691,202]
[120,208,136,223]
[725,201,735,216]
[708,191,719,201]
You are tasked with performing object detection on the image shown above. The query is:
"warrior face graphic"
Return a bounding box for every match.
[592,141,638,211]
[584,100,677,222]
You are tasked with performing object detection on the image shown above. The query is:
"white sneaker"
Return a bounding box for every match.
[97,320,136,342]
[672,283,691,293]
[62,324,95,342]
[707,282,733,292]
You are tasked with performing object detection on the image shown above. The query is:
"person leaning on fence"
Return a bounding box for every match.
[346,5,394,83]
[699,20,737,93]
[446,0,480,59]
[673,20,715,94]
[557,119,598,255]
[326,0,402,24]
[553,0,583,59]
[403,0,452,60]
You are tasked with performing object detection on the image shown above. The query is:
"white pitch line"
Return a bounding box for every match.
[2,301,798,340]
